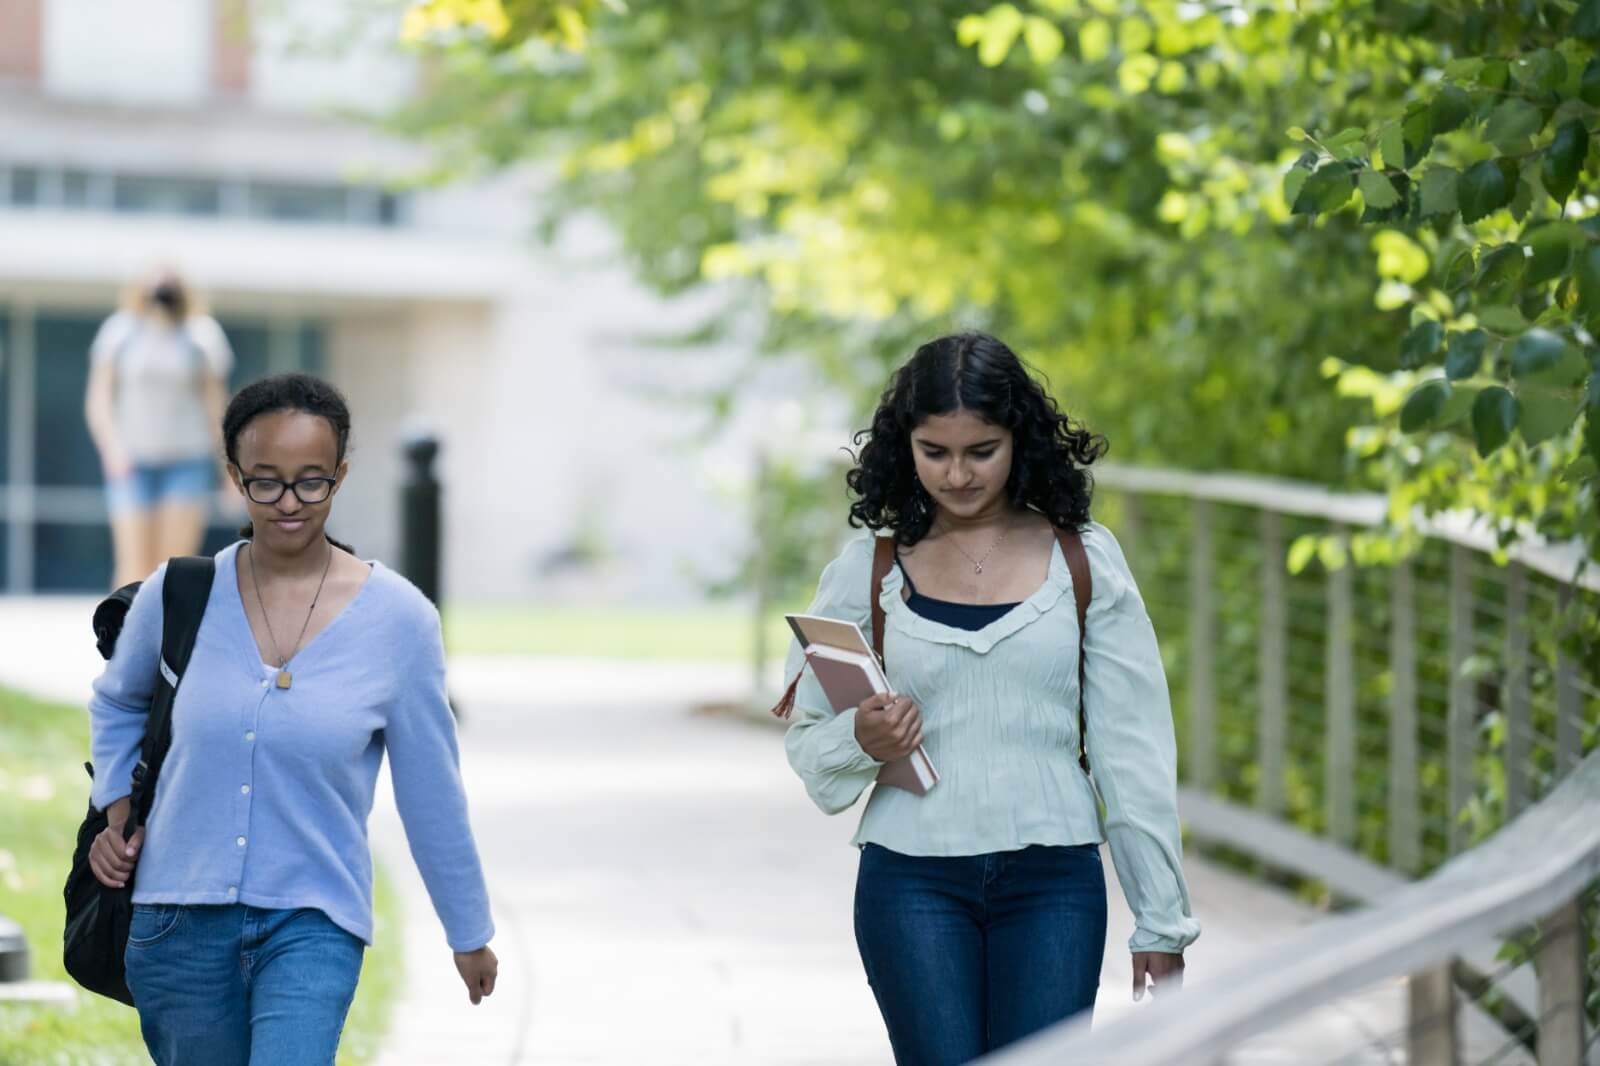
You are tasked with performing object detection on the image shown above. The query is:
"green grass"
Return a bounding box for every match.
[443,604,799,661]
[0,688,401,1066]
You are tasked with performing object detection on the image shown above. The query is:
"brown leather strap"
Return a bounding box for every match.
[870,535,894,664]
[1056,527,1092,773]
[773,535,896,719]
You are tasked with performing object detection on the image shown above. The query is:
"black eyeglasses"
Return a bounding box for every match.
[240,476,336,505]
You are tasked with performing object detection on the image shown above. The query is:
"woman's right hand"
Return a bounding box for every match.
[854,693,923,761]
[100,445,132,481]
[89,798,144,888]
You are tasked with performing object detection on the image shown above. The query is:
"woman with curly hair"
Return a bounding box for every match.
[780,332,1198,1065]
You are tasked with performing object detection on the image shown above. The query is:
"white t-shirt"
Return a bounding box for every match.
[90,311,234,465]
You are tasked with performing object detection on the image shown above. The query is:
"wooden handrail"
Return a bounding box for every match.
[1095,462,1599,593]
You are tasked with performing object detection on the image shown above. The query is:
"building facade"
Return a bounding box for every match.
[0,0,757,602]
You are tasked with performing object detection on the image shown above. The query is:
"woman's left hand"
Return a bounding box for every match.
[1131,951,1184,1001]
[453,945,499,1004]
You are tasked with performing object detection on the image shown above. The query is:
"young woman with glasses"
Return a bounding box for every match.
[781,333,1198,1065]
[86,373,498,1065]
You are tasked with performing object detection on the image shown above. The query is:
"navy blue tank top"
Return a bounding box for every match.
[896,558,1021,631]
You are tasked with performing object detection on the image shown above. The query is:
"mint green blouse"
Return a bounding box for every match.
[782,523,1200,955]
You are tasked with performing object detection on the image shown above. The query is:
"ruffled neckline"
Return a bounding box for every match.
[877,539,1074,655]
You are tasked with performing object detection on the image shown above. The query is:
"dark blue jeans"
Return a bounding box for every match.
[124,904,365,1066]
[854,843,1107,1066]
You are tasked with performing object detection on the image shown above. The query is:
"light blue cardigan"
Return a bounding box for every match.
[783,524,1200,954]
[89,542,494,952]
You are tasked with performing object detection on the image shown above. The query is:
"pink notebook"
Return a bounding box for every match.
[786,614,939,795]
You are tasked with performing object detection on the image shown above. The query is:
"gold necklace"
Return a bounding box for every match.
[248,541,333,690]
[941,518,1012,575]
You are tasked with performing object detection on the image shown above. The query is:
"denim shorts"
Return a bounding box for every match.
[106,458,214,514]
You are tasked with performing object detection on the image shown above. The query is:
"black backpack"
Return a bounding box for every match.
[62,556,214,1005]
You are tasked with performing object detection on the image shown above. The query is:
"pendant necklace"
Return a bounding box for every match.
[248,540,332,690]
[942,518,1012,575]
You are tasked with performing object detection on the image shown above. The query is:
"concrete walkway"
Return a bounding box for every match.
[0,598,1528,1065]
[369,658,1439,1066]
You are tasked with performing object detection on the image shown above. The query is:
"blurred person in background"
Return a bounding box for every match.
[85,266,234,587]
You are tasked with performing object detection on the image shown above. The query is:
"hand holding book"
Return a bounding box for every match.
[777,613,940,795]
[854,693,924,762]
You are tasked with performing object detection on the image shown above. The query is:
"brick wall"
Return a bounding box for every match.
[0,0,42,82]
[211,0,250,95]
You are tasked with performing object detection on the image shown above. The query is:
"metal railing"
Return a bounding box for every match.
[984,463,1600,1064]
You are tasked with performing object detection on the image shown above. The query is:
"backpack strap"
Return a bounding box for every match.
[1055,527,1093,774]
[869,535,894,665]
[128,556,214,831]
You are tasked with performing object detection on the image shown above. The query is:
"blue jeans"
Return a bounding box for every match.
[124,904,366,1066]
[106,457,214,513]
[854,843,1107,1066]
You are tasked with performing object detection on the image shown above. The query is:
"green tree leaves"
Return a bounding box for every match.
[1527,224,1577,286]
[1583,58,1600,105]
[1293,163,1354,215]
[1542,120,1589,205]
[396,0,1600,566]
[1445,330,1488,380]
[1460,160,1513,224]
[1276,0,1599,516]
[1472,388,1518,456]
[1513,49,1567,94]
[1510,329,1578,383]
[1575,0,1600,41]
[1357,170,1401,209]
[1579,246,1600,316]
[958,5,1071,66]
[1401,379,1452,431]
[1484,99,1543,152]
[1419,166,1459,217]
[1400,320,1444,369]
[1587,373,1600,467]
[1428,84,1473,136]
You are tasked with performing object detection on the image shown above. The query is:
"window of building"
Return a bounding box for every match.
[62,169,92,208]
[32,521,112,592]
[378,192,403,226]
[10,166,38,206]
[33,313,101,488]
[299,324,326,374]
[0,310,12,596]
[113,175,222,216]
[0,309,11,483]
[0,163,408,227]
[230,320,271,386]
[247,182,349,224]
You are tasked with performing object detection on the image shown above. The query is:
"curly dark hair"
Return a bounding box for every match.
[223,373,351,469]
[846,332,1108,545]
